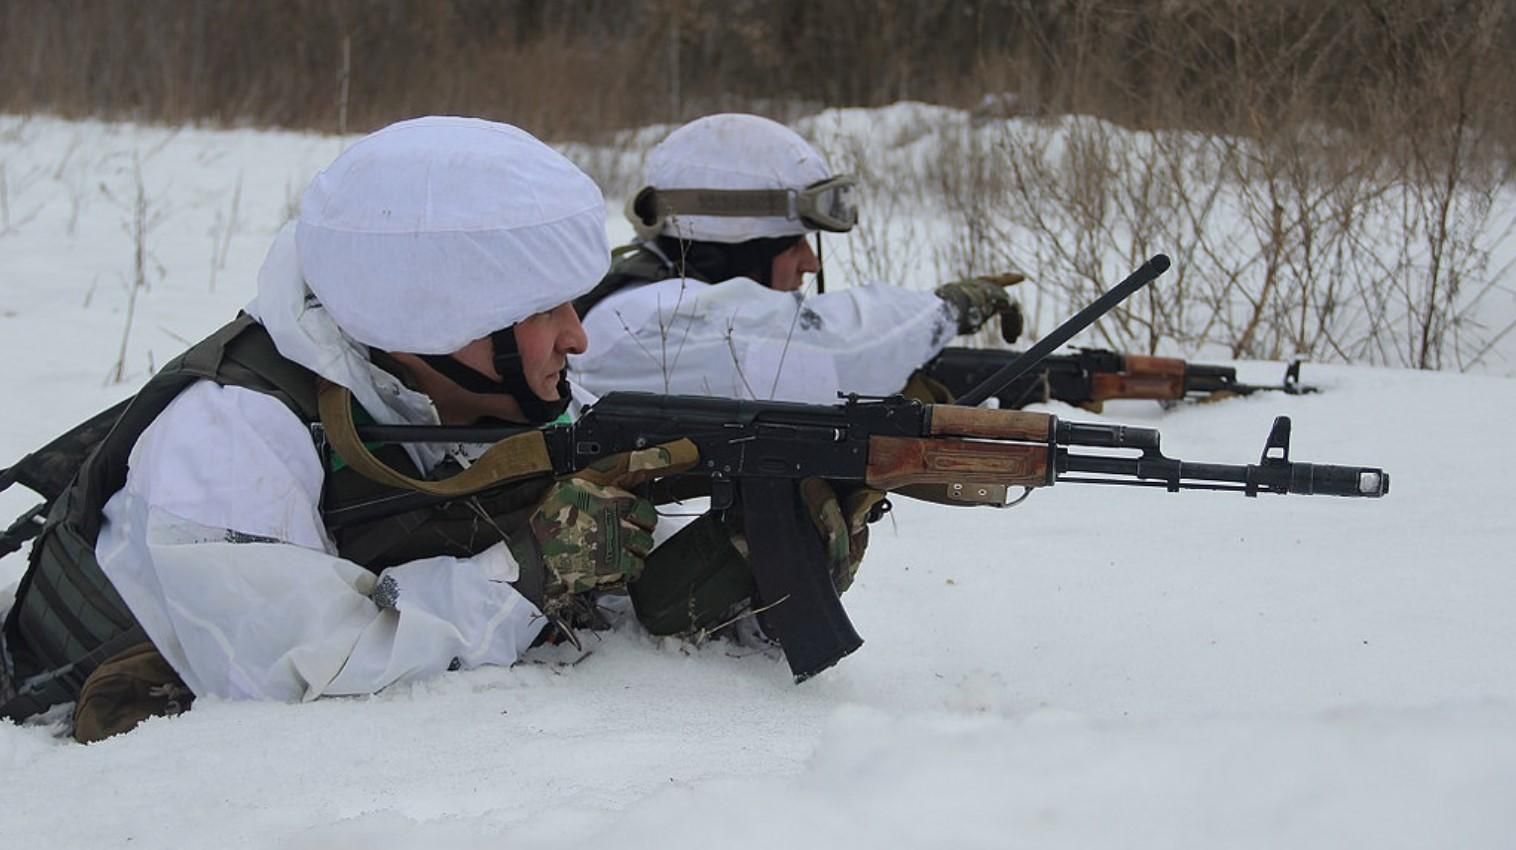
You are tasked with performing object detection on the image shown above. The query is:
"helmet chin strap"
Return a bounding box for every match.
[417,327,571,425]
[488,327,572,424]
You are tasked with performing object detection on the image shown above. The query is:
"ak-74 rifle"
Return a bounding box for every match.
[922,346,1316,411]
[316,254,1390,684]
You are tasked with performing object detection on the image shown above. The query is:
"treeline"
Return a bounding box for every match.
[1,0,1513,146]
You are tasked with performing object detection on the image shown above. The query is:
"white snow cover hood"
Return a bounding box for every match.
[294,115,609,354]
[248,116,609,461]
[248,222,443,462]
[639,113,833,243]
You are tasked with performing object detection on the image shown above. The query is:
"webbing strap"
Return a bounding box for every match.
[650,187,793,220]
[0,624,146,722]
[0,502,48,561]
[316,381,555,497]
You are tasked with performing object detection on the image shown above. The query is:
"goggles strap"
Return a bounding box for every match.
[646,187,793,221]
[634,176,857,235]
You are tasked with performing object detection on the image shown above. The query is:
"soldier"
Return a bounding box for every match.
[0,117,660,741]
[569,112,1023,405]
[566,114,1022,643]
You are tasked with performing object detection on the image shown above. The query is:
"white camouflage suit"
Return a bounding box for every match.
[96,118,610,702]
[571,114,959,404]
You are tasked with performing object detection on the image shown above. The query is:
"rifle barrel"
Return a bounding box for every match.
[1060,451,1389,497]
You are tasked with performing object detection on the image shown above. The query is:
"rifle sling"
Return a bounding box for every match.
[316,381,554,497]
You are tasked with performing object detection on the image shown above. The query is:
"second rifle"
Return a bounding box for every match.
[923,347,1316,411]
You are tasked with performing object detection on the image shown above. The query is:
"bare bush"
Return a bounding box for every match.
[208,170,242,292]
[910,0,1516,372]
[812,124,931,289]
[102,152,168,384]
[4,0,1512,372]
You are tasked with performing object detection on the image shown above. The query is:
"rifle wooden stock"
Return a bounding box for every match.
[1088,354,1186,401]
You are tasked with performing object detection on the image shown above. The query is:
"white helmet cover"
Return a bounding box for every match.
[639,113,833,243]
[296,116,609,355]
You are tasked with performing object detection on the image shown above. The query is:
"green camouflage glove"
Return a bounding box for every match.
[799,478,889,594]
[518,478,658,617]
[935,272,1026,342]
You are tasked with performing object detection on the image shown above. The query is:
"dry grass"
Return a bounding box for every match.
[3,1,1510,145]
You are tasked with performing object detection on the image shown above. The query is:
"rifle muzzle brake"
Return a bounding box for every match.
[1264,462,1390,497]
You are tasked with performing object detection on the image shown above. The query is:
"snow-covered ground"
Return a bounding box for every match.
[2,113,1515,849]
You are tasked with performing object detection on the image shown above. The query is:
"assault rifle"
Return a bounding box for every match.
[922,346,1317,410]
[322,255,1390,683]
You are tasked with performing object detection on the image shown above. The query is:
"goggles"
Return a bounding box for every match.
[631,175,859,235]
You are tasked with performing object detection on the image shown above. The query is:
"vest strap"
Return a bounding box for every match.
[1,623,146,722]
[316,381,555,496]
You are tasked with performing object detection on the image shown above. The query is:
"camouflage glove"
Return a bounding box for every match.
[935,272,1027,342]
[515,478,658,617]
[899,369,958,404]
[799,478,890,594]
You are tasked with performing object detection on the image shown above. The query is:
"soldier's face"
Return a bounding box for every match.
[511,301,588,400]
[769,237,820,292]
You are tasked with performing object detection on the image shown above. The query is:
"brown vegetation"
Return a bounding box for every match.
[907,1,1516,370]
[1,0,1512,147]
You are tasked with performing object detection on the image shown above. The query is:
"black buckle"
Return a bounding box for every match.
[0,501,49,560]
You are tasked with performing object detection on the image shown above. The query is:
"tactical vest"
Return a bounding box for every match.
[1,315,549,720]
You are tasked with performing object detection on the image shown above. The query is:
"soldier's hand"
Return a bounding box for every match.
[799,478,889,594]
[935,272,1026,342]
[523,478,657,616]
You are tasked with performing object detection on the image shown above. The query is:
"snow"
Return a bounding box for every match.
[3,113,1516,849]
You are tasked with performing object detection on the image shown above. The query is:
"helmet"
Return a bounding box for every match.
[628,113,856,243]
[296,116,609,355]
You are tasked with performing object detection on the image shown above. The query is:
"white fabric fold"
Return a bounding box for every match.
[97,382,545,702]
[247,222,447,473]
[571,276,959,404]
